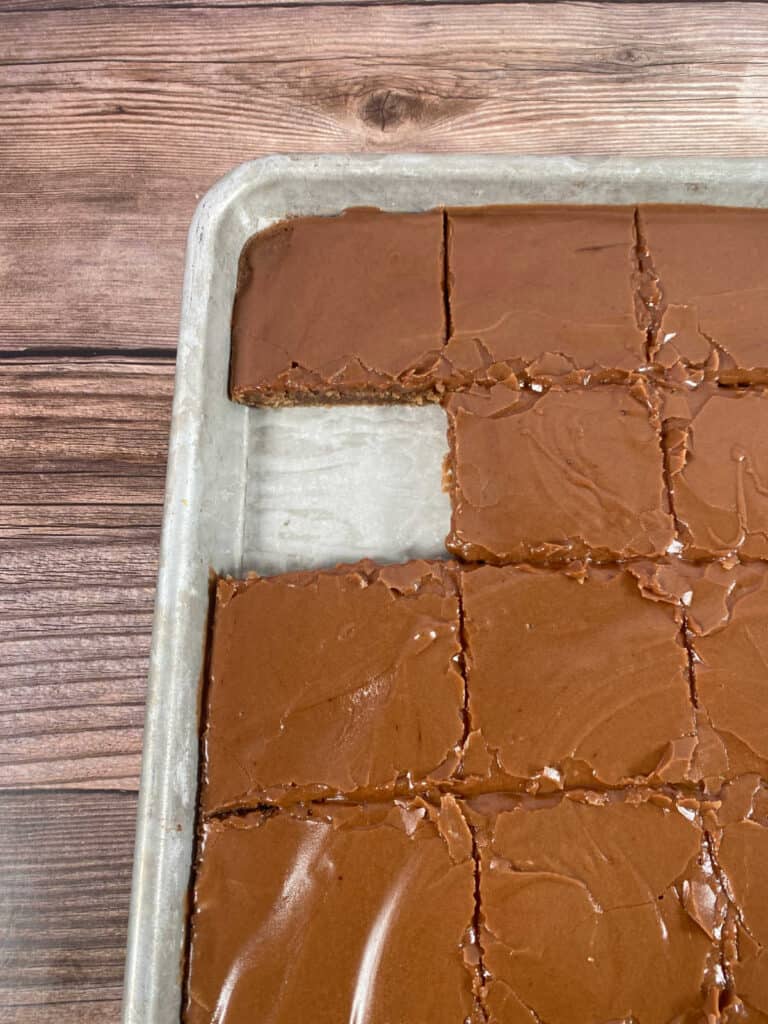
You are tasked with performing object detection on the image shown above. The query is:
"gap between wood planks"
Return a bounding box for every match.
[0,347,178,361]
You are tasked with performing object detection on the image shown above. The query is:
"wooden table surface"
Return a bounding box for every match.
[2,2,768,1019]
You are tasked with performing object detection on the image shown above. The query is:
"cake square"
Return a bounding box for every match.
[459,564,696,789]
[663,385,768,560]
[474,791,723,1024]
[230,208,446,404]
[685,562,768,785]
[445,382,674,564]
[713,777,768,1022]
[184,800,478,1024]
[640,205,768,384]
[443,205,648,385]
[201,560,465,813]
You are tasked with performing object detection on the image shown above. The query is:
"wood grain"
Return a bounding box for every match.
[3,3,768,351]
[0,359,173,789]
[0,790,136,1019]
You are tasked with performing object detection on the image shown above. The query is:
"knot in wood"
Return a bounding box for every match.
[360,89,425,132]
[614,46,647,67]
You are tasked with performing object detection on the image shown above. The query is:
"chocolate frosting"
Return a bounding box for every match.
[686,563,768,786]
[663,384,768,560]
[641,205,768,384]
[459,563,696,790]
[473,790,723,1024]
[184,801,479,1024]
[185,789,733,1024]
[710,777,768,1021]
[444,204,648,385]
[210,201,768,1018]
[445,381,674,564]
[230,204,768,401]
[230,208,446,404]
[201,560,464,812]
[229,205,654,405]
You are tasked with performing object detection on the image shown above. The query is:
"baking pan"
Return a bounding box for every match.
[122,155,768,1024]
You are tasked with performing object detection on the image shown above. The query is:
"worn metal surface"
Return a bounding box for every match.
[122,155,768,1024]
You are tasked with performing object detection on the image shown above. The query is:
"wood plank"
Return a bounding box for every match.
[0,359,173,789]
[0,1004,122,1024]
[0,356,173,479]
[0,790,135,1020]
[0,0,391,7]
[4,3,767,64]
[2,3,768,351]
[1,0,403,8]
[0,526,154,788]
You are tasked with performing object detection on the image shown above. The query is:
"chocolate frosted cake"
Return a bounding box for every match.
[184,204,768,1022]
